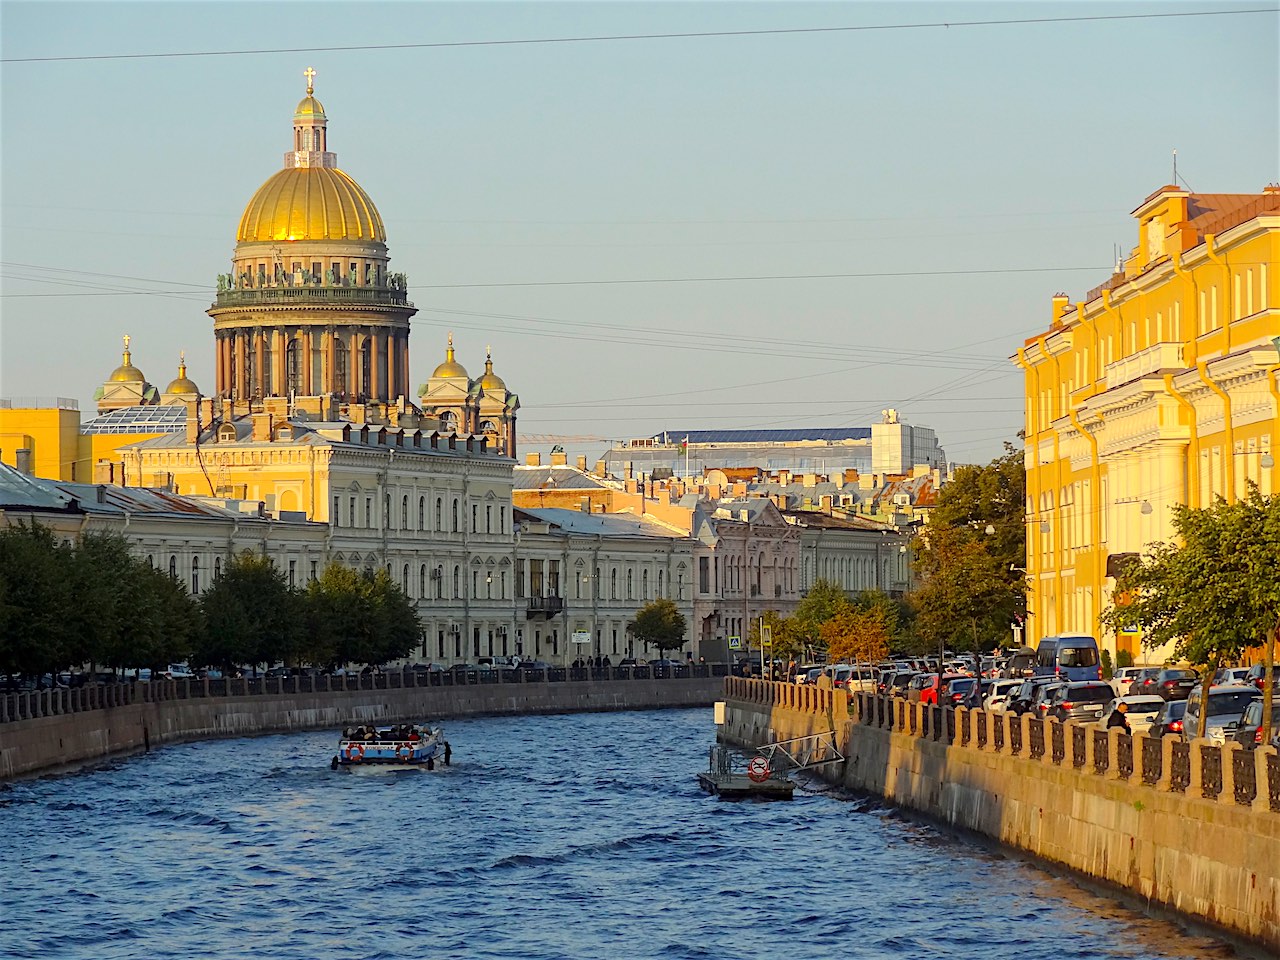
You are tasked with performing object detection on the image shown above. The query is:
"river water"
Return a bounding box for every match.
[0,709,1246,960]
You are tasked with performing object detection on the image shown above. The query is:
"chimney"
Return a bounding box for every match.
[820,494,833,512]
[251,412,274,442]
[580,497,591,513]
[14,448,32,476]
[186,399,201,444]
[93,460,115,484]
[222,398,234,423]
[525,452,542,466]
[625,461,634,480]
[576,455,587,471]
[595,459,607,478]
[550,450,567,467]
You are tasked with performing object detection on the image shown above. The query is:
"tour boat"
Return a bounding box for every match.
[331,723,449,771]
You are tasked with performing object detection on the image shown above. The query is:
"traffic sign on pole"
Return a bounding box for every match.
[727,636,742,650]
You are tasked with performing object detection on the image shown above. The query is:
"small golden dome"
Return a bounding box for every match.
[109,335,146,382]
[237,167,386,243]
[432,335,468,379]
[165,353,200,395]
[294,95,326,118]
[479,350,506,391]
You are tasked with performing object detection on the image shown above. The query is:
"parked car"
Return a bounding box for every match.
[1131,667,1164,697]
[1045,682,1113,722]
[921,673,968,706]
[907,673,936,703]
[944,677,978,706]
[1030,682,1065,718]
[1003,646,1038,679]
[1245,663,1278,692]
[1213,666,1252,686]
[1154,668,1198,701]
[1096,695,1166,735]
[1182,686,1258,743]
[1111,667,1142,697]
[981,679,1023,714]
[1006,677,1057,716]
[1149,699,1188,737]
[1231,697,1280,748]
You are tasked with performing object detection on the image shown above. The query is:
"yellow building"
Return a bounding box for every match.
[1015,183,1280,663]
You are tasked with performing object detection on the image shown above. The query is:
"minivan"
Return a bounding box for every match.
[1182,686,1257,743]
[1033,635,1101,682]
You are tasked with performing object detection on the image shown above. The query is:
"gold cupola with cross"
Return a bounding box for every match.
[208,68,415,410]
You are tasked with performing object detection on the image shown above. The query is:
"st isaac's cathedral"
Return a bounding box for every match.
[100,73,523,661]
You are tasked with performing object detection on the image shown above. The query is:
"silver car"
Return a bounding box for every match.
[1182,686,1258,743]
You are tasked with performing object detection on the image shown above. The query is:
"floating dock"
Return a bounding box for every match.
[698,745,795,800]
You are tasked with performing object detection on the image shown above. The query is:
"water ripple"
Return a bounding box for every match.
[0,710,1243,960]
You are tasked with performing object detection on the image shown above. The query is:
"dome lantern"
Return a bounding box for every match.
[432,333,469,379]
[164,351,200,396]
[479,345,506,392]
[109,333,147,382]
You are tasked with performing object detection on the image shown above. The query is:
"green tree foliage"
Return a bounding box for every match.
[631,597,688,654]
[748,610,800,660]
[303,563,420,668]
[1101,486,1280,739]
[906,445,1027,655]
[0,522,76,677]
[822,604,891,669]
[792,579,851,653]
[196,551,300,672]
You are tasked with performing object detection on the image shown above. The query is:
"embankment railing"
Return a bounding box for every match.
[722,678,1280,814]
[1,662,728,725]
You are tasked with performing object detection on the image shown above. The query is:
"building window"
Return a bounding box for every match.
[403,564,410,593]
[288,560,296,587]
[169,555,177,578]
[453,565,460,598]
[402,496,409,529]
[365,497,372,527]
[658,569,664,596]
[192,557,200,593]
[699,557,709,594]
[611,569,618,600]
[516,559,526,598]
[418,496,425,530]
[310,560,317,581]
[626,569,634,600]
[500,506,506,534]
[435,497,443,529]
[472,504,478,532]
[420,564,427,596]
[486,505,492,534]
[436,566,444,599]
[349,497,356,527]
[214,557,221,578]
[452,499,459,532]
[642,569,649,598]
[333,496,340,526]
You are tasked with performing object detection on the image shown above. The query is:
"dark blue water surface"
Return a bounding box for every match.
[0,709,1243,960]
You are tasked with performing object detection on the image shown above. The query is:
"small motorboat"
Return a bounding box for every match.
[331,722,450,771]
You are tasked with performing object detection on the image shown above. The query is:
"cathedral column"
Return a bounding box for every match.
[274,329,287,398]
[302,328,314,395]
[370,331,383,402]
[254,330,265,398]
[236,332,248,399]
[347,328,358,397]
[326,327,336,395]
[397,333,408,401]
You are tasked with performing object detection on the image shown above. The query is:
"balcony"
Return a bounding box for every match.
[212,285,413,310]
[1104,342,1184,390]
[526,596,564,619]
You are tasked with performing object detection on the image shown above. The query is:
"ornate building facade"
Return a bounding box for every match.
[1014,183,1279,663]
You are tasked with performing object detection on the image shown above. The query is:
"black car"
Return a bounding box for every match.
[1153,669,1198,701]
[1131,667,1164,697]
[1007,678,1056,716]
[1047,681,1114,722]
[1149,699,1188,737]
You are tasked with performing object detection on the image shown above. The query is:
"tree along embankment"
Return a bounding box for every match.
[1,672,721,780]
[722,678,1280,956]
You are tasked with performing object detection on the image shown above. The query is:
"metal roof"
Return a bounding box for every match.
[0,462,76,510]
[513,466,606,490]
[81,405,188,434]
[518,507,686,539]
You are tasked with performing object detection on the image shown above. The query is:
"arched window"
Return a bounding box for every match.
[169,555,177,578]
[401,495,409,529]
[626,569,633,600]
[452,499,459,532]
[402,564,410,593]
[610,569,618,600]
[419,564,427,597]
[358,340,372,399]
[147,554,154,568]
[440,410,458,433]
[192,556,200,594]
[436,565,444,599]
[657,569,665,597]
[418,496,425,530]
[435,497,443,529]
[486,505,492,534]
[642,569,649,598]
[214,557,221,578]
[452,565,460,598]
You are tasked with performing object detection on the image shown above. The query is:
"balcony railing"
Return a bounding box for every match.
[213,286,413,309]
[526,596,564,617]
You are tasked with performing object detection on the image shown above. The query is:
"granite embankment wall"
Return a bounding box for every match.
[723,679,1280,955]
[0,672,720,780]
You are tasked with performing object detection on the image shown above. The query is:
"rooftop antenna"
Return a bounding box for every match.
[1172,148,1177,185]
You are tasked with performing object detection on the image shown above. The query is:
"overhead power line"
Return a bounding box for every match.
[3,8,1273,63]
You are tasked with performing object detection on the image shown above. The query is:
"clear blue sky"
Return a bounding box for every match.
[2,2,1276,466]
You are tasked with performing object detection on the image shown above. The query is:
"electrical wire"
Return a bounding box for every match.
[4,8,1273,64]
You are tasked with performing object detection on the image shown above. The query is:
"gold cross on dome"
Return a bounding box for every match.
[123,334,131,351]
[304,67,316,94]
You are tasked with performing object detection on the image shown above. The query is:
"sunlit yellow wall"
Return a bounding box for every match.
[0,406,83,480]
[1016,187,1280,665]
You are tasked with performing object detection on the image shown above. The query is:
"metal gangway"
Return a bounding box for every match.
[754,730,844,771]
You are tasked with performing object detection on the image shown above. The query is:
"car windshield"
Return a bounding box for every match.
[948,679,975,693]
[1058,647,1098,668]
[1205,691,1257,717]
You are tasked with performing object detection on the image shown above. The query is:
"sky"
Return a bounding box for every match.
[2,1,1277,467]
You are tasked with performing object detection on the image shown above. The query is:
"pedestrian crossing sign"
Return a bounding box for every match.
[727,636,742,650]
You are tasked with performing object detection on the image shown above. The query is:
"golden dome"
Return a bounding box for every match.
[237,167,386,243]
[165,353,199,395]
[432,335,468,379]
[295,95,325,118]
[479,350,506,391]
[109,335,146,382]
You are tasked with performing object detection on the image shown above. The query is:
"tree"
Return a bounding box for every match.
[196,551,299,672]
[792,579,851,655]
[821,604,891,675]
[302,563,420,668]
[631,597,687,654]
[1101,486,1280,739]
[0,522,76,679]
[748,610,799,661]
